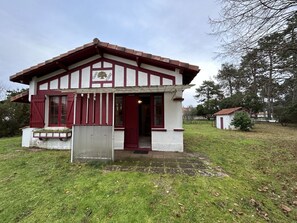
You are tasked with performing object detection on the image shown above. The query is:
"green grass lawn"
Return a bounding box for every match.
[0,122,296,222]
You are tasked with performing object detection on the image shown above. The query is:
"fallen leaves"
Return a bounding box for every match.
[257,186,269,192]
[280,204,292,214]
[250,198,270,221]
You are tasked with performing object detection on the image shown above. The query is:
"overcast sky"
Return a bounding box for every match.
[0,0,222,106]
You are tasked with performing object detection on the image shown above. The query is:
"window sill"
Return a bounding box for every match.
[151,128,167,132]
[33,129,72,141]
[114,127,125,131]
[174,128,184,132]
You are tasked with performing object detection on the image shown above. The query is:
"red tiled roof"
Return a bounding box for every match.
[214,107,242,116]
[10,38,200,85]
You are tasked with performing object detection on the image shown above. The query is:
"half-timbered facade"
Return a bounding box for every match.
[10,38,200,161]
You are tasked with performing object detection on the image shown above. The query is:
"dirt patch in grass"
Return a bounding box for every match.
[28,148,46,152]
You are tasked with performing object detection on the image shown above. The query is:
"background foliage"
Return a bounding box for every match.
[0,89,29,137]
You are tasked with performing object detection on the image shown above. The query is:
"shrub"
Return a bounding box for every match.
[231,111,253,131]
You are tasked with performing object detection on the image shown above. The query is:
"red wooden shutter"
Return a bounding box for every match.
[66,94,75,128]
[30,95,45,128]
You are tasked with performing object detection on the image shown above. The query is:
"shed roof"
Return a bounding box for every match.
[10,90,29,103]
[10,38,200,85]
[214,107,242,116]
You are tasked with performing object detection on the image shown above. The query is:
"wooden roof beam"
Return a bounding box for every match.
[136,56,141,67]
[55,61,69,71]
[95,45,104,57]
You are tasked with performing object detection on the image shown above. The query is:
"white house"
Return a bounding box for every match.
[10,38,200,162]
[214,107,242,130]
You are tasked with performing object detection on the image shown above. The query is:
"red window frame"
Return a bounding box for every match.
[49,96,67,127]
[114,95,125,127]
[114,93,164,128]
[151,94,164,128]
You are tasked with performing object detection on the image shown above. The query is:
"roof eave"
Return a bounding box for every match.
[10,39,200,85]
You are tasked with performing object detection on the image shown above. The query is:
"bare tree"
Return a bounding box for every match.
[210,0,297,57]
[0,84,7,101]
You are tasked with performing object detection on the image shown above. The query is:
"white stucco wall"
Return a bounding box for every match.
[22,127,36,147]
[31,137,71,150]
[113,130,124,150]
[152,130,183,152]
[34,54,183,93]
[28,77,37,102]
[22,127,71,150]
[216,114,235,130]
[151,91,183,152]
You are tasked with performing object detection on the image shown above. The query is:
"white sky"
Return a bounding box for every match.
[0,0,222,106]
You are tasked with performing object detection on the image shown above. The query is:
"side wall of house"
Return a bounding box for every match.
[151,92,183,152]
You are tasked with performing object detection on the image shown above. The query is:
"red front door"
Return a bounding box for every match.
[220,117,224,129]
[124,95,139,149]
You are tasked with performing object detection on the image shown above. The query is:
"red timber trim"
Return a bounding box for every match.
[151,93,165,128]
[81,94,87,125]
[68,72,71,89]
[94,93,101,125]
[151,128,167,132]
[92,67,113,71]
[88,94,94,124]
[108,93,113,125]
[124,67,127,87]
[174,128,184,132]
[135,70,139,87]
[114,128,125,131]
[78,69,82,89]
[73,93,113,126]
[57,76,61,89]
[114,94,125,128]
[75,94,82,124]
[173,97,184,101]
[89,64,93,88]
[36,56,177,94]
[66,94,75,128]
[101,93,107,125]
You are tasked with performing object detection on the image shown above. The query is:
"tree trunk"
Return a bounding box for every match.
[267,52,273,120]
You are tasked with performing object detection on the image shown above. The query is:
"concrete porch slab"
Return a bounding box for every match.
[103,150,229,177]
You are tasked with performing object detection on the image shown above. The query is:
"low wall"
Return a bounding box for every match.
[72,125,113,162]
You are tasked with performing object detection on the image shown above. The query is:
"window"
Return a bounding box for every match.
[49,96,67,126]
[115,95,124,127]
[152,94,164,128]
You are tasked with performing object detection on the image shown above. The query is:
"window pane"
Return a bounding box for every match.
[154,95,163,126]
[49,97,59,125]
[61,96,67,124]
[115,96,123,126]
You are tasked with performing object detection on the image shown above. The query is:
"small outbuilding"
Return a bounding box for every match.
[214,107,242,130]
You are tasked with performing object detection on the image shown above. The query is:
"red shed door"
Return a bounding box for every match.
[124,95,139,149]
[220,117,224,129]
